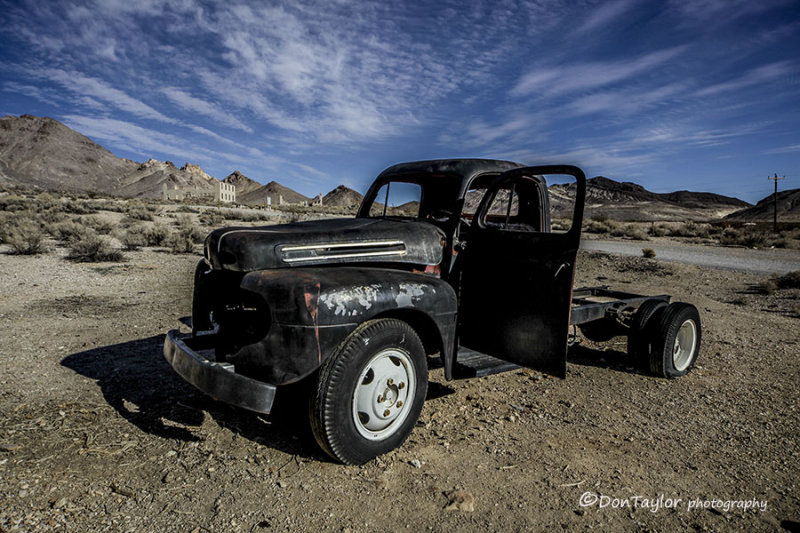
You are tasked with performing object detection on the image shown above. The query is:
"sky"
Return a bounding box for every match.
[1,0,798,203]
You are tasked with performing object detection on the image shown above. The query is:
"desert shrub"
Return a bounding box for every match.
[0,194,30,212]
[176,205,198,213]
[120,226,147,251]
[0,213,13,243]
[648,223,668,237]
[174,214,193,229]
[126,207,154,221]
[759,279,777,295]
[776,270,800,290]
[34,192,61,211]
[50,220,91,243]
[168,233,196,254]
[83,216,115,235]
[669,221,710,239]
[181,226,206,244]
[642,247,656,258]
[64,200,97,215]
[91,200,126,213]
[584,219,616,234]
[199,211,225,226]
[39,208,68,224]
[224,211,261,222]
[143,224,171,246]
[67,233,124,262]
[5,219,48,255]
[719,227,773,248]
[608,223,647,240]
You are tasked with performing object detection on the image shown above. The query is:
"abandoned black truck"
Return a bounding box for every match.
[164,160,702,464]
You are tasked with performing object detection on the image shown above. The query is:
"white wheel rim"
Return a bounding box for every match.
[352,348,416,441]
[672,319,697,372]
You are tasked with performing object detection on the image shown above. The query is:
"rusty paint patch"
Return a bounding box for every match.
[304,282,322,362]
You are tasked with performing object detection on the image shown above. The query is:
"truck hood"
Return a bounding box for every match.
[204,217,445,272]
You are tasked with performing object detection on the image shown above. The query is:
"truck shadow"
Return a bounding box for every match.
[60,335,326,460]
[567,344,644,375]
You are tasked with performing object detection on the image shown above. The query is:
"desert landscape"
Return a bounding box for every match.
[1,114,799,531]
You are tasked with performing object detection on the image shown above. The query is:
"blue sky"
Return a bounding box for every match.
[1,0,798,203]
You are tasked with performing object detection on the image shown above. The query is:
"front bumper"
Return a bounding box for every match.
[163,329,276,414]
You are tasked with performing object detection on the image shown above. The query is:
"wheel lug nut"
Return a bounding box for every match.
[388,379,394,385]
[398,382,405,389]
[383,409,391,416]
[377,396,384,403]
[396,401,403,408]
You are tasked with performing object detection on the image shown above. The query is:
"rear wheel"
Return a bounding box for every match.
[627,299,669,369]
[647,303,701,378]
[310,319,427,465]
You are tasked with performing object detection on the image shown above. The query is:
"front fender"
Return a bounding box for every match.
[230,267,457,385]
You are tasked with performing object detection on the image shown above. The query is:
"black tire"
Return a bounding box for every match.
[648,302,701,378]
[309,319,427,465]
[579,318,624,342]
[627,299,669,369]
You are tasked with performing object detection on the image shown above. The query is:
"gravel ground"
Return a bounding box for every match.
[581,238,800,275]
[0,238,798,532]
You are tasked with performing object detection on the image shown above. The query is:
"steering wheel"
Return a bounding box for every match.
[428,209,453,223]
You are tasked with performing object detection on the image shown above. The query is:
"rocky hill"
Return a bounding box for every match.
[223,171,261,195]
[0,114,134,193]
[238,180,311,206]
[115,160,219,199]
[0,115,219,198]
[323,185,363,208]
[549,176,750,221]
[725,188,800,222]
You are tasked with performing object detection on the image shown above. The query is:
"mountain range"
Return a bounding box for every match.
[548,176,752,221]
[1,114,797,221]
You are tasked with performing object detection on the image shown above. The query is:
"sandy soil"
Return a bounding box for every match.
[0,232,798,532]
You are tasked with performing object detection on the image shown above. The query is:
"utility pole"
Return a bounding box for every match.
[767,173,786,232]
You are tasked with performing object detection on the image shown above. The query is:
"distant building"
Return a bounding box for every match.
[162,181,236,203]
[216,181,236,204]
[162,183,185,201]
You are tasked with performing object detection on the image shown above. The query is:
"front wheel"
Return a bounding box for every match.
[310,319,428,465]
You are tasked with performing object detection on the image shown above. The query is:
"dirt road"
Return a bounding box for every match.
[581,238,800,275]
[0,243,798,532]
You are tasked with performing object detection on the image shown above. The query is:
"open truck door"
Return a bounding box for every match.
[457,165,586,378]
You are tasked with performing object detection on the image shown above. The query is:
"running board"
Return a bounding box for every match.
[453,347,520,378]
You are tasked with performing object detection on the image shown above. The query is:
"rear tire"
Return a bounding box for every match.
[648,303,701,378]
[627,299,669,370]
[309,319,427,465]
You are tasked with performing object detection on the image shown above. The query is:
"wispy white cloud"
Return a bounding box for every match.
[39,69,175,124]
[160,88,252,133]
[568,82,688,116]
[577,0,638,34]
[695,61,795,97]
[511,46,688,97]
[668,0,788,25]
[61,115,215,164]
[1,82,62,107]
[765,144,800,154]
